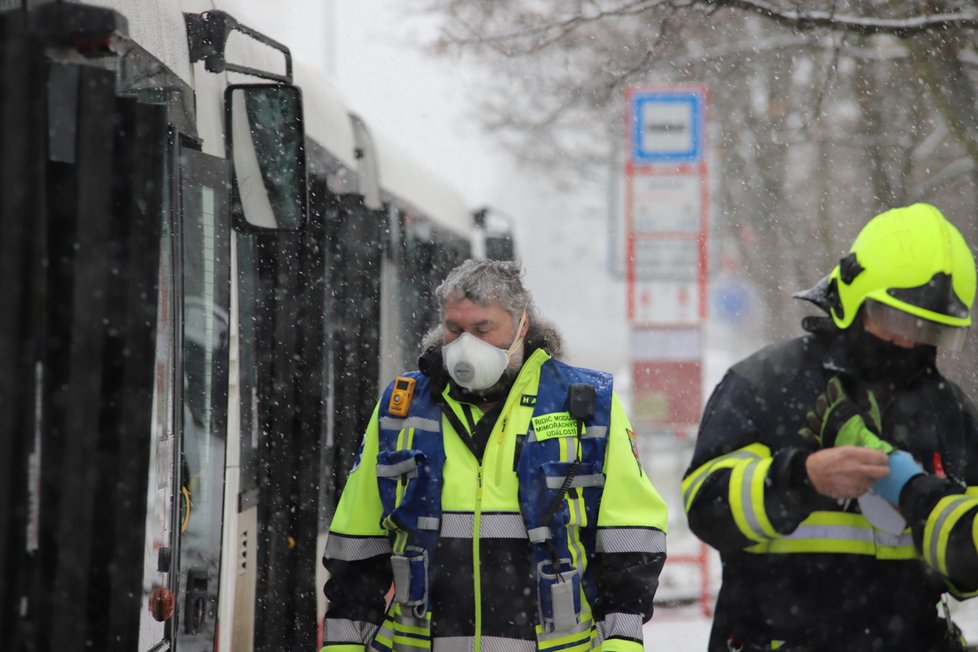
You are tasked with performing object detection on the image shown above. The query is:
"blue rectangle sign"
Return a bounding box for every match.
[631,91,704,164]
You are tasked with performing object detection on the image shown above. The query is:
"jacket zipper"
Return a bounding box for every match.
[473,466,483,652]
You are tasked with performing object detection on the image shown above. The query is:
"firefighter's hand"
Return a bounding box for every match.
[805,447,890,499]
[800,377,893,453]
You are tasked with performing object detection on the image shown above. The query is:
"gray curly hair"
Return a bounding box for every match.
[422,259,564,359]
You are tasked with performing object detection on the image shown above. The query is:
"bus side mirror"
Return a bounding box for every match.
[225,84,307,231]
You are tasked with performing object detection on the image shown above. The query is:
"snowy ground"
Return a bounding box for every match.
[644,605,711,650]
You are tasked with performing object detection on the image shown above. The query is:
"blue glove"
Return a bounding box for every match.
[871,450,924,505]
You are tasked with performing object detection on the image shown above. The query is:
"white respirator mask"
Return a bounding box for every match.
[443,311,527,391]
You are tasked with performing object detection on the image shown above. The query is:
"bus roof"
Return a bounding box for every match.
[83,0,194,83]
[372,129,471,239]
[293,62,358,172]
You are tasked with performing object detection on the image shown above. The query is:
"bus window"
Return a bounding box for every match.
[173,146,231,647]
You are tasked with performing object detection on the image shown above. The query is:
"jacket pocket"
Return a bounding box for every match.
[375,449,436,532]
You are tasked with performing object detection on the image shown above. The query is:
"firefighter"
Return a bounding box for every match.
[682,203,978,651]
[321,259,668,652]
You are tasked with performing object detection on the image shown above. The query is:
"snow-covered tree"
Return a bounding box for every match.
[418,1,978,384]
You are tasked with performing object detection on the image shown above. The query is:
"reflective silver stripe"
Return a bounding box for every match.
[325,533,391,561]
[440,512,528,539]
[596,527,666,554]
[375,458,418,478]
[478,513,528,539]
[598,612,644,642]
[926,496,978,571]
[875,529,913,548]
[433,636,536,652]
[545,473,605,489]
[738,459,774,541]
[528,526,551,543]
[379,415,441,433]
[561,435,575,461]
[322,617,378,645]
[582,426,608,439]
[440,513,473,538]
[782,524,912,548]
[569,493,584,527]
[417,516,440,530]
[787,524,874,543]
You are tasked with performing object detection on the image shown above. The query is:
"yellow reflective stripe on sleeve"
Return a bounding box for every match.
[598,639,644,652]
[965,486,978,498]
[745,510,915,557]
[923,495,978,575]
[681,443,772,512]
[729,456,779,542]
[319,645,365,652]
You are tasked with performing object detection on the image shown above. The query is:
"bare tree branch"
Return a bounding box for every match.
[704,0,978,36]
[436,0,686,54]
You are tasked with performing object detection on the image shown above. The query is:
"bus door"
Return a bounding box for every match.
[225,83,319,651]
[170,143,231,651]
[0,6,168,649]
[322,194,386,498]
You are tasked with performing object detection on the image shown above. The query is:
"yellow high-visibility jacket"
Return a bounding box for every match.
[322,348,668,652]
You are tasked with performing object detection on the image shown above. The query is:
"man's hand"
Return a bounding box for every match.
[805,447,889,499]
[800,377,893,453]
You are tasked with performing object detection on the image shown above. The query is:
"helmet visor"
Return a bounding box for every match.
[864,300,970,350]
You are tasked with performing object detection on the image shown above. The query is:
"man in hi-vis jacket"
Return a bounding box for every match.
[321,259,668,652]
[683,203,978,651]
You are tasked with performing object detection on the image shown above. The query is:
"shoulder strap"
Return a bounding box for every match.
[375,372,445,618]
[517,360,615,633]
[518,360,614,536]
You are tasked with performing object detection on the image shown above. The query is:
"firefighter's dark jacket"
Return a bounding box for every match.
[322,347,668,652]
[683,328,978,651]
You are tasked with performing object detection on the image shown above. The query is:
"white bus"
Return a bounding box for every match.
[0,1,515,649]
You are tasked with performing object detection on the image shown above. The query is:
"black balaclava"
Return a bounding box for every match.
[843,316,937,384]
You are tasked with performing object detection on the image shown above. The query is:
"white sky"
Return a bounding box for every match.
[232,0,634,373]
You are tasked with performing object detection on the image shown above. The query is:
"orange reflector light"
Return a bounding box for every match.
[149,587,175,622]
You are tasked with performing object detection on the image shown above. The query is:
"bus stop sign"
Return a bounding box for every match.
[631,90,704,165]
